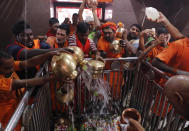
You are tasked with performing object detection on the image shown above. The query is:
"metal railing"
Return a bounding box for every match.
[130,61,187,131]
[4,62,51,131]
[2,57,188,131]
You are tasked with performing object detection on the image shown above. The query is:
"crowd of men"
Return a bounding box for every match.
[0,0,189,130]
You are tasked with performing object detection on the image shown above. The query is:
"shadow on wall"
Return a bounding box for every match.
[0,0,25,48]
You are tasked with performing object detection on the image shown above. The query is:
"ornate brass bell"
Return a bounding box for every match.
[51,52,78,81]
[66,46,87,66]
[87,59,105,79]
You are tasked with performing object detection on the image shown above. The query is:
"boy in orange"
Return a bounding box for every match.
[0,50,57,130]
[46,17,59,37]
[139,27,171,62]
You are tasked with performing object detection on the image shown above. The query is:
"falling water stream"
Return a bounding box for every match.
[54,65,122,131]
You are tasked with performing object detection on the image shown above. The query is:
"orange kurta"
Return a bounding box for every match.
[156,38,189,72]
[153,38,189,117]
[147,45,165,63]
[97,37,124,98]
[145,45,171,117]
[0,61,23,130]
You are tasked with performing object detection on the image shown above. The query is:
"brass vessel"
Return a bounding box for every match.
[51,52,78,81]
[87,59,105,79]
[109,39,122,53]
[67,46,87,66]
[119,108,142,131]
[121,108,141,124]
[116,27,126,38]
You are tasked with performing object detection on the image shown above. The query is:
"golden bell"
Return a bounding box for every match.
[110,39,122,53]
[51,52,78,81]
[67,46,87,66]
[87,60,105,78]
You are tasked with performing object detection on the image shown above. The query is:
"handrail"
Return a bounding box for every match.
[85,57,138,62]
[142,61,170,80]
[5,62,48,131]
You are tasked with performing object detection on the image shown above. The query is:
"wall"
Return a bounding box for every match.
[112,0,138,28]
[0,0,50,48]
[0,0,25,48]
[26,0,51,37]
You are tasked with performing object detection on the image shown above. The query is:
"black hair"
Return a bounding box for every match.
[130,24,142,32]
[0,49,12,65]
[77,22,89,34]
[58,24,70,35]
[72,13,78,17]
[12,20,31,36]
[49,17,59,25]
[157,27,169,36]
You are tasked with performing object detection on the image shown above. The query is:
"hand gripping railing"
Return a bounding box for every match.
[4,62,49,131]
[130,61,187,131]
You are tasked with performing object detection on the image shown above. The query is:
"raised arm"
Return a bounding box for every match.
[91,3,100,28]
[78,0,85,22]
[139,29,155,51]
[147,12,185,40]
[19,48,55,60]
[138,40,160,60]
[152,58,189,76]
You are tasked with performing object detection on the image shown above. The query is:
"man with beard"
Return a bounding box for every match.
[46,17,59,37]
[0,50,57,130]
[46,24,70,48]
[69,13,79,35]
[69,22,99,58]
[97,22,125,98]
[126,24,142,56]
[97,22,125,58]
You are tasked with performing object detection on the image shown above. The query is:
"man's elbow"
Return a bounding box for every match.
[152,58,159,67]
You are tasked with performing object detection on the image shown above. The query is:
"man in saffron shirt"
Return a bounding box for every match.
[68,22,99,57]
[151,12,189,76]
[97,22,125,98]
[0,50,57,130]
[46,17,59,37]
[46,24,70,48]
[6,21,52,79]
[7,21,51,61]
[46,24,70,112]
